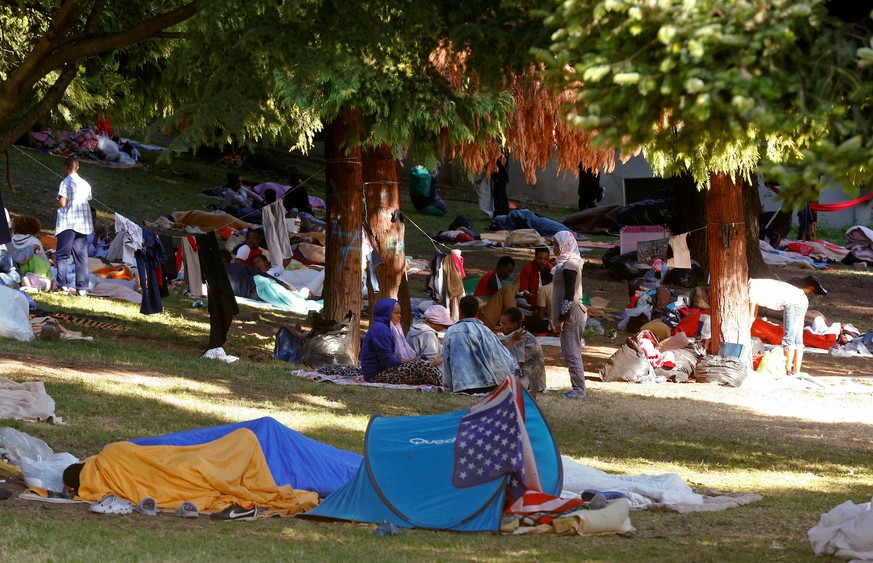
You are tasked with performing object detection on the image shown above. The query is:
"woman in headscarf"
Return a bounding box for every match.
[551,230,588,399]
[358,298,444,386]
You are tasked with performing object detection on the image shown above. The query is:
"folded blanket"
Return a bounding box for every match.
[170,210,255,232]
[0,378,58,423]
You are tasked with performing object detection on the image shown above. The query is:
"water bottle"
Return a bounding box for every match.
[374,520,403,536]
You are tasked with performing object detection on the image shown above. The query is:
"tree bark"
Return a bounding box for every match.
[362,144,412,330]
[743,177,770,278]
[705,171,750,355]
[323,108,363,358]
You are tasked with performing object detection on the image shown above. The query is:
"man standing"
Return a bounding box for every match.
[551,231,588,399]
[55,156,93,295]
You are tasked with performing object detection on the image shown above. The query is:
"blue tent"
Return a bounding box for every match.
[303,391,562,532]
[130,417,362,498]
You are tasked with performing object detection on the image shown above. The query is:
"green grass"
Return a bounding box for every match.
[2,146,872,561]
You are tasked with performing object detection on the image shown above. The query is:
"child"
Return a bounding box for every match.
[498,307,546,399]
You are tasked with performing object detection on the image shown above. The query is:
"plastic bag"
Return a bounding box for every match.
[274,325,304,364]
[300,310,356,367]
[602,337,656,383]
[603,248,644,280]
[0,427,78,491]
[694,355,749,387]
[0,285,35,341]
[756,348,787,376]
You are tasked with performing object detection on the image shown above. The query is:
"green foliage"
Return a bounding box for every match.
[536,0,871,206]
[152,0,514,168]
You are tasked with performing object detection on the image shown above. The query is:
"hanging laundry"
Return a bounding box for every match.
[668,233,692,269]
[261,199,293,268]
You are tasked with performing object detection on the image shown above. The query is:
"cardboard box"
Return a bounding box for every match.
[620,226,671,254]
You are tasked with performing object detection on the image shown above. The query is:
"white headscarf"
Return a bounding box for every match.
[551,230,579,274]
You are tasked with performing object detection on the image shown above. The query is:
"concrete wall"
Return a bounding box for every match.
[448,150,657,210]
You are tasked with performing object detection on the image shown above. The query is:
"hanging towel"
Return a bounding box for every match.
[668,233,692,269]
[261,200,293,268]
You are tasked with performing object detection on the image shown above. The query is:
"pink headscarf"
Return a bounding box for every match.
[551,230,579,274]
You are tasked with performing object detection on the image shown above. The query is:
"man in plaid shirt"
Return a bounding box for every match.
[55,156,94,295]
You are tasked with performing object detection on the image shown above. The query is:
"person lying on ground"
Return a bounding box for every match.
[233,230,265,268]
[60,429,319,516]
[497,307,546,400]
[442,296,520,394]
[222,251,299,299]
[406,304,454,366]
[474,255,519,329]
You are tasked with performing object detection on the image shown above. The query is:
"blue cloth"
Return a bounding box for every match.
[55,229,89,290]
[55,173,93,235]
[492,209,570,237]
[129,417,362,498]
[359,298,401,380]
[442,318,520,393]
[253,275,323,314]
[137,230,165,315]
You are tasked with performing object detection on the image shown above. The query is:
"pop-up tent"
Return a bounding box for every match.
[303,379,562,532]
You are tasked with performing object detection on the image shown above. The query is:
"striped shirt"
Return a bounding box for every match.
[56,172,94,235]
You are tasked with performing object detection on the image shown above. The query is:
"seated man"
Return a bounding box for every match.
[525,270,553,334]
[224,172,264,223]
[516,246,552,310]
[442,296,520,394]
[474,255,518,329]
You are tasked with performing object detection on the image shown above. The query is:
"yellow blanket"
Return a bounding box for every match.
[79,428,318,514]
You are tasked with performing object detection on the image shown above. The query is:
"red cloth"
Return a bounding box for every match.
[516,262,542,306]
[455,232,475,243]
[768,185,872,212]
[751,318,783,345]
[786,242,813,256]
[751,317,838,349]
[675,312,701,339]
[474,270,499,297]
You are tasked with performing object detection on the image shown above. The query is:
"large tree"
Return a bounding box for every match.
[147,1,618,350]
[0,1,202,153]
[537,0,872,352]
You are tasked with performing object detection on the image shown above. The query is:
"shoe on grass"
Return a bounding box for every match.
[564,390,588,399]
[210,504,266,522]
[174,500,199,518]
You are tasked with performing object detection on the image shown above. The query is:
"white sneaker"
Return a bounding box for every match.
[77,289,89,297]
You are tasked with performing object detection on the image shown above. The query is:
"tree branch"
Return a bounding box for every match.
[0,64,79,153]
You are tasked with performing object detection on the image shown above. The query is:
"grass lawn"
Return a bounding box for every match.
[1,147,872,561]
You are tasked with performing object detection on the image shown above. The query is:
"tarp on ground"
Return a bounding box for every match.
[303,388,562,532]
[130,416,362,498]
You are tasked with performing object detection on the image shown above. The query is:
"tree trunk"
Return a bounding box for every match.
[323,108,363,358]
[705,171,750,355]
[362,144,412,330]
[743,177,770,278]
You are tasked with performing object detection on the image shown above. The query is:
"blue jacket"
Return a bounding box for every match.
[360,298,402,380]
